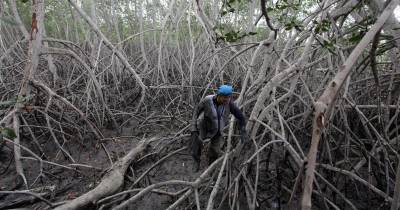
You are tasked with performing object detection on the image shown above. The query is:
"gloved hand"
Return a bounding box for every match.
[191,131,199,143]
[190,131,202,171]
[240,127,248,143]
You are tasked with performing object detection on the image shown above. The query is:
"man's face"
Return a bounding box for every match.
[217,95,231,105]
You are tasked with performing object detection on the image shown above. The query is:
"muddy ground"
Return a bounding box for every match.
[0,115,208,210]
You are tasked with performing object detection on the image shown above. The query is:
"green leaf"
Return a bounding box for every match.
[349,32,364,43]
[248,32,257,35]
[223,30,243,42]
[322,20,330,24]
[224,31,237,42]
[284,23,293,31]
[266,7,274,12]
[276,4,287,10]
[314,20,331,34]
[1,127,17,140]
[323,40,334,48]
[321,39,336,55]
[314,26,321,34]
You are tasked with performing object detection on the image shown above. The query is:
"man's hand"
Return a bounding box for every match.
[190,131,202,172]
[240,127,248,143]
[191,131,199,143]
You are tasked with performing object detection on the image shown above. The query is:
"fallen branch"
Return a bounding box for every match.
[53,139,149,210]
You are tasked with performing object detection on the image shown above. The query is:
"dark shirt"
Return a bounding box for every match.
[192,95,246,138]
[212,97,246,128]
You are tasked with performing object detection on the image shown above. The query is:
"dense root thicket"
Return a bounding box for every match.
[1,0,400,209]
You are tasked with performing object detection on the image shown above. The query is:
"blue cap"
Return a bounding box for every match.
[218,85,233,96]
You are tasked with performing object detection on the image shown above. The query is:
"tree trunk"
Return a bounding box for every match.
[301,1,400,209]
[9,0,29,39]
[13,0,45,190]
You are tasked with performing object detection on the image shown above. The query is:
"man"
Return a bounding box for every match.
[190,84,247,171]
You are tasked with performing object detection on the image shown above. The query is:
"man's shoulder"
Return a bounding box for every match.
[198,95,215,105]
[229,99,239,107]
[200,95,214,102]
[205,95,215,100]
